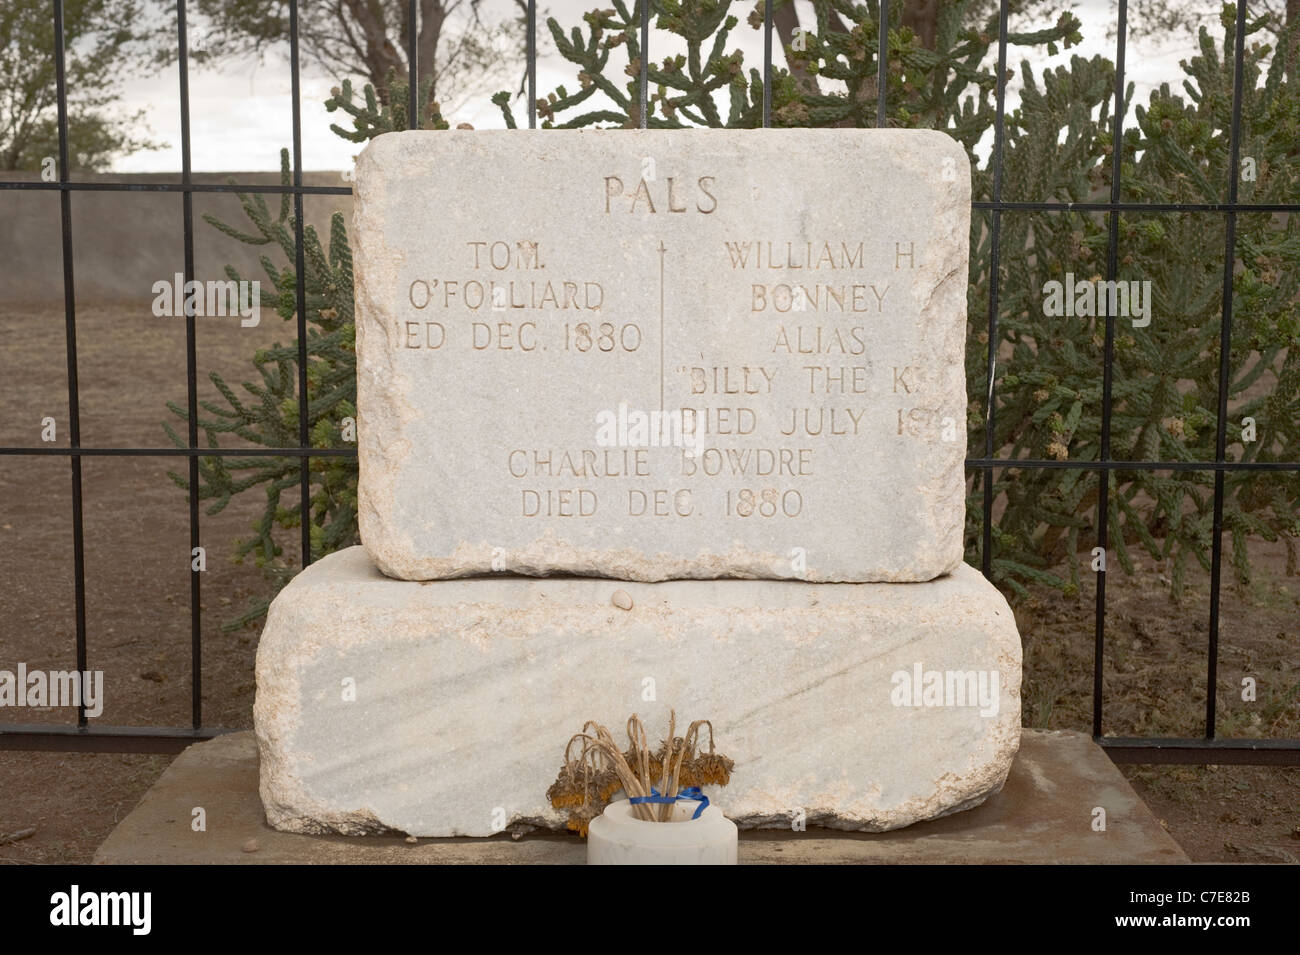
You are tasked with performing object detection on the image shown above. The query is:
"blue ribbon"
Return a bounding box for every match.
[628,786,709,820]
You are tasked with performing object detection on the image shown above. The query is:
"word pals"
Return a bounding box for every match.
[603,175,717,214]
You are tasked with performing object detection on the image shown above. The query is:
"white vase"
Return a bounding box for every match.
[586,798,738,865]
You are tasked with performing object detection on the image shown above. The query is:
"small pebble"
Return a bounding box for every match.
[242,838,260,853]
[611,589,633,611]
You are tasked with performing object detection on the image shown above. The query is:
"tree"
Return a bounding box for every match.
[0,0,161,171]
[155,0,529,117]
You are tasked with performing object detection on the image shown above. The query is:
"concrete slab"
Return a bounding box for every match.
[94,729,1188,864]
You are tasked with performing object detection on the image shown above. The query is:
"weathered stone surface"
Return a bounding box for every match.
[255,547,1020,837]
[354,129,970,582]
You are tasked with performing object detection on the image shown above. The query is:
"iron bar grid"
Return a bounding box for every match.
[1,0,1296,763]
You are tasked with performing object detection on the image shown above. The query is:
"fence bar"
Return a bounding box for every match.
[876,0,889,127]
[175,0,204,730]
[9,181,1300,214]
[2,446,1298,471]
[981,0,1010,578]
[0,181,353,195]
[1206,1,1250,740]
[1102,737,1300,766]
[409,0,419,123]
[527,0,537,128]
[763,0,772,127]
[0,724,233,754]
[1092,0,1128,740]
[639,0,649,127]
[289,1,313,574]
[3,446,356,458]
[964,458,1300,472]
[973,200,1298,213]
[8,180,1300,213]
[51,0,88,726]
[6,723,1295,761]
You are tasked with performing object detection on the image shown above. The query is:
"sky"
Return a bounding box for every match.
[109,0,1227,173]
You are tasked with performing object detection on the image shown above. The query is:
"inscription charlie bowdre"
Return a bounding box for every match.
[354,129,971,582]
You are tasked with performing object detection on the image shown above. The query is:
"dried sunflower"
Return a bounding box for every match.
[547,711,735,833]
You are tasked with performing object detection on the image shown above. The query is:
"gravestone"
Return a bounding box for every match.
[257,549,1019,835]
[354,130,969,583]
[254,129,1023,839]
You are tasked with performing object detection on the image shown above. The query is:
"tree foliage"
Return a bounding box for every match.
[152,0,527,115]
[0,0,161,170]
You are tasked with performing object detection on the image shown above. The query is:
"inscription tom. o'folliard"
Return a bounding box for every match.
[353,129,970,582]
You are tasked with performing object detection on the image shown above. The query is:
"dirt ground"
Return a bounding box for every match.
[1,302,1296,864]
[1018,561,1300,863]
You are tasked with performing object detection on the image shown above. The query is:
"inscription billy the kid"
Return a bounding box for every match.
[354,130,970,582]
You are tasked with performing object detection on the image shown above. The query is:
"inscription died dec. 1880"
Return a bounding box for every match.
[354,129,970,582]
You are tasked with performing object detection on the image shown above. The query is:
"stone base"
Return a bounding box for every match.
[93,730,1189,864]
[254,547,1022,837]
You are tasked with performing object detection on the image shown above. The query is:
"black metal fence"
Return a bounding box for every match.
[1,0,1297,764]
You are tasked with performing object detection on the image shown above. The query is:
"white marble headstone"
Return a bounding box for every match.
[353,129,970,582]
